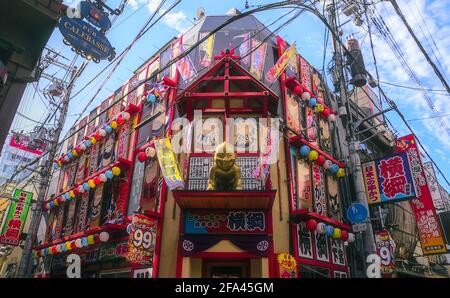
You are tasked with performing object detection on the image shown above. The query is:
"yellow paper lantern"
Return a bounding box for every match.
[69,190,75,198]
[315,104,324,113]
[88,179,96,188]
[110,121,118,129]
[332,228,342,239]
[111,166,121,176]
[72,150,78,157]
[53,199,59,207]
[89,136,97,145]
[57,160,62,167]
[336,168,345,178]
[87,235,95,245]
[65,242,71,251]
[308,150,319,161]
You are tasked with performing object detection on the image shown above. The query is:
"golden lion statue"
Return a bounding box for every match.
[207,142,242,191]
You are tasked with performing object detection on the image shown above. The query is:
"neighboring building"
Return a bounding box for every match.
[32,9,357,278]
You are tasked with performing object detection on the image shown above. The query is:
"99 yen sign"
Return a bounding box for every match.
[128,214,158,265]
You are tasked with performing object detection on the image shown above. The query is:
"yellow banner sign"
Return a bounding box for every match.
[154,138,184,190]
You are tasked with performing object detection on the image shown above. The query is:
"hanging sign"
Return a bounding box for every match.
[423,162,446,213]
[154,138,184,190]
[0,189,33,246]
[396,134,447,255]
[362,152,416,205]
[99,241,129,261]
[127,214,158,265]
[265,43,297,83]
[9,132,44,155]
[277,253,298,278]
[79,1,112,31]
[184,210,267,234]
[375,230,396,277]
[58,16,115,62]
[172,37,197,83]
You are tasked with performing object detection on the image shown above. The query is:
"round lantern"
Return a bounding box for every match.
[316,222,326,234]
[87,235,95,245]
[75,239,83,248]
[70,241,77,250]
[93,177,101,186]
[51,246,58,254]
[65,192,71,200]
[332,228,342,239]
[323,160,332,170]
[321,108,331,119]
[56,198,62,206]
[56,245,62,253]
[88,179,96,189]
[111,166,121,176]
[336,168,345,178]
[78,185,85,194]
[308,150,319,161]
[341,230,349,241]
[73,188,80,196]
[83,183,90,191]
[293,85,303,96]
[104,125,113,133]
[89,136,97,145]
[309,97,317,107]
[110,121,118,129]
[316,155,326,166]
[72,150,78,157]
[94,234,101,244]
[116,116,124,125]
[329,164,339,174]
[69,190,75,198]
[61,243,67,252]
[306,219,317,232]
[64,155,70,162]
[99,129,107,137]
[137,151,147,163]
[99,173,107,182]
[325,225,334,237]
[67,152,73,159]
[84,140,92,148]
[65,242,72,251]
[105,170,114,180]
[301,91,311,101]
[122,112,131,121]
[146,146,156,158]
[80,143,87,151]
[328,114,336,123]
[99,232,109,242]
[147,93,157,103]
[53,199,59,207]
[347,233,355,243]
[57,160,63,168]
[299,145,310,157]
[75,146,82,154]
[53,163,59,170]
[315,104,324,113]
[81,237,88,247]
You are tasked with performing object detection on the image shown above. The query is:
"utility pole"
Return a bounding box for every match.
[325,1,377,270]
[16,60,85,278]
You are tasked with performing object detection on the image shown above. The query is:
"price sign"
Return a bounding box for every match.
[127,214,158,265]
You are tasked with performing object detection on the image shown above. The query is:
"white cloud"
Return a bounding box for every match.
[161,10,189,33]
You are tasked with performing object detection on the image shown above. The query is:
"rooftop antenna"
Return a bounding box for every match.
[196,7,206,21]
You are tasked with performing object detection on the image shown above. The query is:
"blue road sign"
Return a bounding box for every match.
[346,203,368,224]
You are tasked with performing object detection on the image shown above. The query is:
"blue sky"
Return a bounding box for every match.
[10,0,450,191]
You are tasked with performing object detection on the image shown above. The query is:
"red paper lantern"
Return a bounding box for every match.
[56,198,62,205]
[51,246,57,254]
[137,151,147,163]
[293,85,303,96]
[116,116,124,125]
[94,177,101,185]
[341,230,349,241]
[318,98,324,104]
[316,155,326,166]
[73,188,80,196]
[321,108,331,119]
[94,132,101,140]
[306,219,318,232]
[75,146,82,154]
[70,241,77,250]
[94,234,100,244]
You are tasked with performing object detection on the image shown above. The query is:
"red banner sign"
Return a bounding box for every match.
[127,214,158,265]
[9,133,44,155]
[396,134,447,254]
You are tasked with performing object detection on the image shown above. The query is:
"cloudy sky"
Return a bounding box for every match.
[9,0,450,190]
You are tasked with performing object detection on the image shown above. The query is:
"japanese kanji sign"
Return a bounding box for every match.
[0,189,33,246]
[362,152,416,205]
[375,230,396,277]
[127,214,158,265]
[396,134,447,255]
[277,253,298,278]
[184,210,267,234]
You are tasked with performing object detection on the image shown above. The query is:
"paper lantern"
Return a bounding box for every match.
[306,219,317,232]
[111,166,121,176]
[309,97,317,107]
[83,183,90,191]
[336,168,345,178]
[81,237,88,247]
[99,232,109,242]
[315,104,324,113]
[80,143,87,151]
[75,239,83,248]
[347,233,355,243]
[65,242,72,251]
[88,180,96,188]
[69,190,75,198]
[137,151,147,163]
[99,129,107,137]
[64,155,70,162]
[78,185,85,194]
[341,230,349,241]
[57,160,63,168]
[316,223,326,234]
[93,177,101,185]
[104,125,113,133]
[328,114,336,123]
[147,93,157,103]
[56,245,62,253]
[308,150,318,161]
[332,228,342,239]
[99,173,107,182]
[329,164,339,174]
[53,163,59,170]
[73,188,80,196]
[110,121,118,129]
[53,199,59,207]
[301,91,311,101]
[51,246,58,254]
[84,140,92,148]
[323,160,332,170]
[67,152,73,159]
[87,235,95,245]
[321,108,331,119]
[94,234,100,244]
[299,145,310,157]
[89,136,97,145]
[72,150,78,157]
[145,146,156,158]
[70,241,77,250]
[65,192,71,200]
[316,155,326,166]
[105,170,113,179]
[325,225,334,236]
[116,116,124,125]
[61,243,67,252]
[122,112,131,120]
[293,85,303,96]
[75,146,82,154]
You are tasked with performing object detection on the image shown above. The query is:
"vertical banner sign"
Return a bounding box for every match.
[312,164,327,216]
[233,32,251,66]
[423,162,446,213]
[250,39,267,80]
[265,43,297,83]
[300,56,312,92]
[199,32,215,67]
[362,152,416,205]
[172,37,197,83]
[297,160,312,211]
[277,253,298,278]
[127,214,158,265]
[375,230,397,277]
[0,189,33,246]
[154,138,184,190]
[396,134,447,254]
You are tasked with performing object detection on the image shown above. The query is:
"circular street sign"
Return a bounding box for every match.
[346,203,368,224]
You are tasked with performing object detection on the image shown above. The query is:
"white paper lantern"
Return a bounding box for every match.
[64,155,70,162]
[323,160,332,170]
[122,112,131,121]
[347,233,355,243]
[78,185,85,194]
[56,245,61,252]
[99,129,107,137]
[328,114,336,123]
[316,222,326,234]
[301,92,311,101]
[99,173,107,182]
[146,147,156,158]
[99,232,109,242]
[75,238,83,248]
[80,143,87,151]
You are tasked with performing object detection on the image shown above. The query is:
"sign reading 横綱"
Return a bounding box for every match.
[0,189,33,246]
[127,214,158,265]
[184,210,267,234]
[362,152,416,205]
[396,134,447,255]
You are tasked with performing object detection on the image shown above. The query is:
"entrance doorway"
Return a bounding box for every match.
[203,260,250,278]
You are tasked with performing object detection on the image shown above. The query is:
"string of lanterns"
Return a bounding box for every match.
[34,232,110,257]
[305,219,355,243]
[44,166,122,210]
[54,111,132,170]
[136,145,156,163]
[291,83,336,123]
[299,144,345,178]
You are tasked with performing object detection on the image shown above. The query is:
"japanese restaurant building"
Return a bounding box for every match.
[33,10,356,278]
